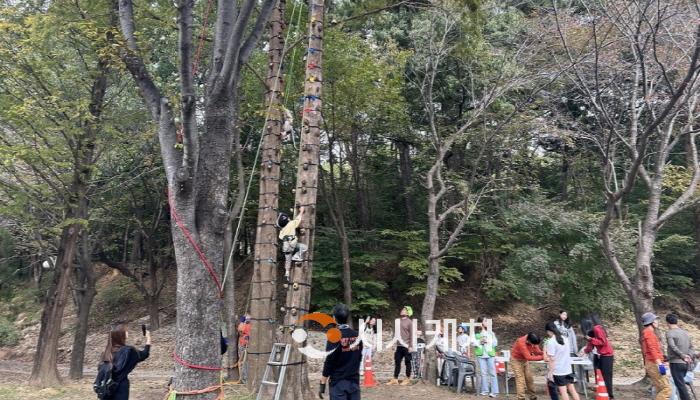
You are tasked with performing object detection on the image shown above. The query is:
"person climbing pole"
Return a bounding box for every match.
[319,304,363,400]
[277,206,307,279]
[387,306,414,386]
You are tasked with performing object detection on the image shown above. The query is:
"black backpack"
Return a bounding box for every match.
[93,361,117,399]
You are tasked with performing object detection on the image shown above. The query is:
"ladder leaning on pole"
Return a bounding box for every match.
[256,343,291,400]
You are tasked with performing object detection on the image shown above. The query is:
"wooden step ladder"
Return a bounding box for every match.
[256,343,291,400]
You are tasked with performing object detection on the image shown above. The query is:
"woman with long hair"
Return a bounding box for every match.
[553,310,578,356]
[472,316,499,397]
[100,323,151,399]
[580,313,614,399]
[545,321,580,400]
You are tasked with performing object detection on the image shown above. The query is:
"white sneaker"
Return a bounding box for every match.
[481,392,489,396]
[489,394,497,398]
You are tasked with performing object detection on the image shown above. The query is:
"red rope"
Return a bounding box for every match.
[167,189,223,293]
[173,351,224,371]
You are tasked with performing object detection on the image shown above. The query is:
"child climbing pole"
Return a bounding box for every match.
[276,0,325,397]
[278,207,307,279]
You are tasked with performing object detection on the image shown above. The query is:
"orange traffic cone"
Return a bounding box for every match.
[362,356,377,388]
[595,369,609,400]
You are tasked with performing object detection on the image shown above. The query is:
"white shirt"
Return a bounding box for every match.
[546,337,572,376]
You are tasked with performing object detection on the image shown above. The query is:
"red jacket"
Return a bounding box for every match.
[584,325,614,356]
[511,335,544,361]
[641,326,663,363]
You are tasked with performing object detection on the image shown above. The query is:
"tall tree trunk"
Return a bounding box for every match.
[397,140,415,225]
[30,50,107,388]
[279,2,324,397]
[69,234,97,380]
[248,0,287,390]
[146,294,161,331]
[29,224,81,386]
[321,131,352,325]
[349,127,370,229]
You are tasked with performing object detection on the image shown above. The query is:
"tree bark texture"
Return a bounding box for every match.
[278,2,324,398]
[117,0,276,395]
[248,0,287,390]
[69,235,97,380]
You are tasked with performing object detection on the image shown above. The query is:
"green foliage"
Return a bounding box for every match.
[483,196,628,317]
[0,317,20,346]
[312,229,390,316]
[382,230,464,296]
[653,234,696,291]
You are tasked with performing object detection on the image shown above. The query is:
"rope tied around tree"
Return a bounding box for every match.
[166,188,223,293]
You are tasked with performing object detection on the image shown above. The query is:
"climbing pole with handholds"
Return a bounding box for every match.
[277,0,325,398]
[247,0,292,391]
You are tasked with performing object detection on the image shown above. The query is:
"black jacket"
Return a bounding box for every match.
[322,325,363,385]
[108,345,150,400]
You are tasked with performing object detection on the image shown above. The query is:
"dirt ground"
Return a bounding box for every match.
[0,361,687,400]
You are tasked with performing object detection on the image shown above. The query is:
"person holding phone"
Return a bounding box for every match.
[100,323,151,399]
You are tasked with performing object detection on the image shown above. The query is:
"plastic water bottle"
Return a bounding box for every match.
[659,364,667,375]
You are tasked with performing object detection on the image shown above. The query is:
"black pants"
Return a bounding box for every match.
[330,380,361,400]
[670,363,690,400]
[547,380,560,400]
[594,355,614,399]
[394,346,412,378]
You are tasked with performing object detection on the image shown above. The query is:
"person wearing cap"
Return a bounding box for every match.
[387,306,414,385]
[665,313,694,400]
[319,304,363,400]
[457,324,470,355]
[511,332,544,400]
[641,312,671,400]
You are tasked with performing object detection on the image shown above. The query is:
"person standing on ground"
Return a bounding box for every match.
[580,313,614,399]
[641,312,672,400]
[473,316,499,397]
[387,306,414,385]
[359,316,376,376]
[97,323,151,400]
[554,311,578,356]
[511,332,544,400]
[320,304,363,400]
[545,322,581,400]
[665,313,694,400]
[543,331,561,400]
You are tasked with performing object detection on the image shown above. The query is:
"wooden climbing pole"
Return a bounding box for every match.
[248,0,287,390]
[278,0,324,398]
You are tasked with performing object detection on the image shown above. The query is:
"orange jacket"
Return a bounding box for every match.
[511,335,544,361]
[641,326,663,363]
